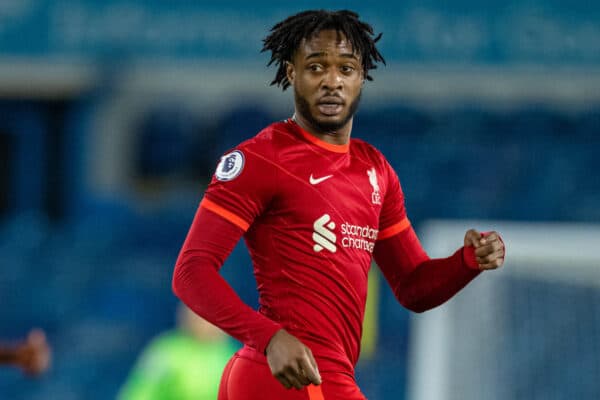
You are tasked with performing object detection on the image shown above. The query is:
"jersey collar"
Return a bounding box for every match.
[287,118,350,154]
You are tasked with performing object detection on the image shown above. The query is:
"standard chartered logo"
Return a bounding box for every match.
[340,222,379,253]
[313,214,337,253]
[312,214,379,254]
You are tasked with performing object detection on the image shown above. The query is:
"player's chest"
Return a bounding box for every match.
[271,153,384,236]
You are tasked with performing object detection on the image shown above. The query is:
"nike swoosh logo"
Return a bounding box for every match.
[309,174,333,185]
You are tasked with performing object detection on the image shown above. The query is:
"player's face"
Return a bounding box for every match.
[287,29,363,134]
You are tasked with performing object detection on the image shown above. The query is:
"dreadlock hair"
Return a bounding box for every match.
[262,9,385,90]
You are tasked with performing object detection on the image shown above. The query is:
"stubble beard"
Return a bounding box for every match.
[294,88,362,133]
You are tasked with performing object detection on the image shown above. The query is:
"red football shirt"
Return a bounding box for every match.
[200,119,410,375]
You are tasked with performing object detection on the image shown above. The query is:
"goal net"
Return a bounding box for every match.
[407,220,600,400]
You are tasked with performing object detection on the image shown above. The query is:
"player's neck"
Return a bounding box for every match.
[291,113,352,146]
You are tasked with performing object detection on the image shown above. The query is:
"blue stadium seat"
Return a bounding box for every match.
[212,105,274,159]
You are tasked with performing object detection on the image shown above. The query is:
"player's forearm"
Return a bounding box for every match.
[174,258,282,353]
[172,206,282,354]
[392,249,479,313]
[374,227,479,313]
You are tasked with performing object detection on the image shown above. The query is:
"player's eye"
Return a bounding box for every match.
[341,65,355,74]
[308,64,323,72]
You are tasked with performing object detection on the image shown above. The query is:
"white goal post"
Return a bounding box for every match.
[407,220,600,400]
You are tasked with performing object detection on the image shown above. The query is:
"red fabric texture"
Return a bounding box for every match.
[193,120,412,375]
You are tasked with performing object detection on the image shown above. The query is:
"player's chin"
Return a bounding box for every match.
[313,110,349,128]
[317,119,347,132]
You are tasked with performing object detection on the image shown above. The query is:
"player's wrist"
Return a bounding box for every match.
[462,246,479,270]
[462,246,480,270]
[260,326,285,356]
[463,231,496,270]
[265,329,284,355]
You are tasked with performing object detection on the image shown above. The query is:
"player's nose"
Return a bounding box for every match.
[321,68,343,91]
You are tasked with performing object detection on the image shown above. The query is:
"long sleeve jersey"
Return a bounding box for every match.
[173,119,480,376]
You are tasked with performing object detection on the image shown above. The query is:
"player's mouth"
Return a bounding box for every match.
[317,96,344,116]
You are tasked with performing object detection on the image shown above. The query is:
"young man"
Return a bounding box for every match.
[173,9,505,400]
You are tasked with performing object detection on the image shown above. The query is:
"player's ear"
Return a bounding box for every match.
[286,61,295,85]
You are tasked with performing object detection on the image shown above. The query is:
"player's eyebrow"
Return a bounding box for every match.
[305,52,327,60]
[305,52,359,60]
[339,53,359,60]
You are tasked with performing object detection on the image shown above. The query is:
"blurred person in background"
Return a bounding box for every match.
[0,329,51,376]
[118,303,237,400]
[172,9,505,400]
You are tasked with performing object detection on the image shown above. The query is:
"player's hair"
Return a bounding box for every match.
[262,9,385,90]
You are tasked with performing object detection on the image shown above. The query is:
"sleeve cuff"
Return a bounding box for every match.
[462,246,480,270]
[462,231,501,270]
[254,321,284,355]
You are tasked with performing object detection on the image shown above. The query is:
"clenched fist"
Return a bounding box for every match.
[464,229,505,270]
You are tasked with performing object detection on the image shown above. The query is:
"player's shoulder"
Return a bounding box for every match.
[233,120,291,157]
[350,137,390,167]
[214,121,290,182]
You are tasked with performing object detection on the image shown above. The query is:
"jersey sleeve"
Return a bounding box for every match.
[172,206,283,354]
[202,145,277,230]
[377,159,411,241]
[374,231,480,313]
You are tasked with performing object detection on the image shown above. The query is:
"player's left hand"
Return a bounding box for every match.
[464,229,505,270]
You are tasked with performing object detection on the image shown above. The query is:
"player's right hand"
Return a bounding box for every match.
[265,329,322,390]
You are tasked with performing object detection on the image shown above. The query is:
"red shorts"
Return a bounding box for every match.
[218,354,367,400]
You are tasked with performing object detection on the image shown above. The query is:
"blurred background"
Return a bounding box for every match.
[0,1,599,399]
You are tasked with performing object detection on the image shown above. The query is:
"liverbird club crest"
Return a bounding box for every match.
[367,167,381,205]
